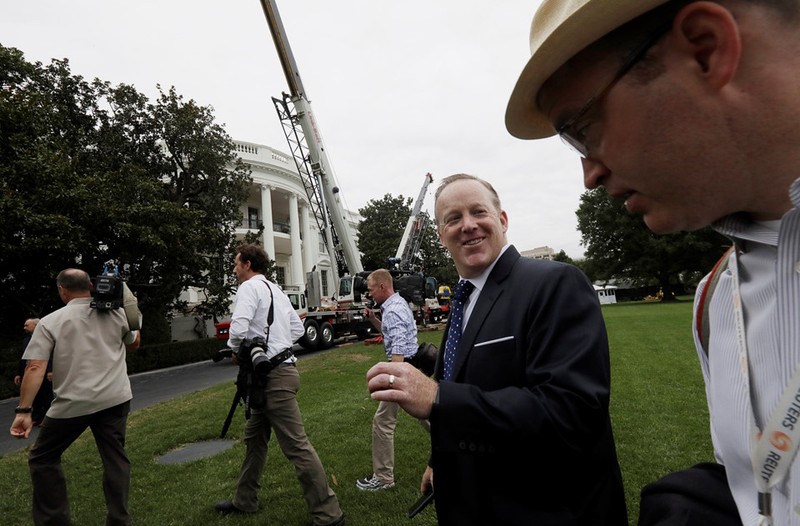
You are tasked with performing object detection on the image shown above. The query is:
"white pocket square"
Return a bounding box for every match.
[474,335,515,347]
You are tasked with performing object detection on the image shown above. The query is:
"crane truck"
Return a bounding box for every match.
[257,0,443,350]
[386,172,446,324]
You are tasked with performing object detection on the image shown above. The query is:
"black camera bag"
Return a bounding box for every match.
[405,342,438,377]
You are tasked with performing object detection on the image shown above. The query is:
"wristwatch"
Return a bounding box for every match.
[14,407,32,414]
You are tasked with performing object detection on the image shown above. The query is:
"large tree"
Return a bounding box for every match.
[357,194,411,271]
[0,45,250,342]
[576,188,730,297]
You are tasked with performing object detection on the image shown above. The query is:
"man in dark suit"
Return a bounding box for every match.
[367,174,627,525]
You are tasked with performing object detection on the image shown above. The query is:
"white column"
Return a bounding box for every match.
[300,202,314,275]
[288,193,304,288]
[260,185,275,259]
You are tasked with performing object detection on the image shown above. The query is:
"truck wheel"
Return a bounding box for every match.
[300,320,320,351]
[319,322,334,349]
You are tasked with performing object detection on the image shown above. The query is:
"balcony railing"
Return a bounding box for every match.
[239,219,292,235]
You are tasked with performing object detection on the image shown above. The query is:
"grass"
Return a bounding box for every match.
[0,303,711,525]
[604,299,713,520]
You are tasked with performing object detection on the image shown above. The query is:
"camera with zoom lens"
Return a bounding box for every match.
[238,336,271,375]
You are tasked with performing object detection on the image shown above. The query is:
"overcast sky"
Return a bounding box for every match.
[2,0,591,258]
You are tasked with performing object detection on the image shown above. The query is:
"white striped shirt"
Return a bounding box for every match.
[694,178,800,525]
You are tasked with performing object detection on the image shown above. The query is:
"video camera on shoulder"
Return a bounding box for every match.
[91,260,124,311]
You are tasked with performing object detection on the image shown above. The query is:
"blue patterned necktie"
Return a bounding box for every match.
[443,279,475,381]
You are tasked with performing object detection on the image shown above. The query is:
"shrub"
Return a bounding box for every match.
[0,338,224,400]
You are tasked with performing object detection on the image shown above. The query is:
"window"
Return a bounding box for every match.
[288,292,300,310]
[247,207,260,229]
[275,266,286,287]
[339,275,351,295]
[319,232,326,252]
[321,270,329,296]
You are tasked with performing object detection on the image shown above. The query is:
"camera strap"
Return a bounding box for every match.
[261,278,274,347]
[262,279,274,324]
[259,280,295,367]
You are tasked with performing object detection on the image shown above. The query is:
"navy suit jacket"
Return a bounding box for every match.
[430,246,627,525]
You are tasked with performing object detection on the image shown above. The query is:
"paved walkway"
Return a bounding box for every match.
[0,339,355,458]
[1,358,240,457]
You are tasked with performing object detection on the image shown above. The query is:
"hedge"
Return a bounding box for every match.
[0,338,225,401]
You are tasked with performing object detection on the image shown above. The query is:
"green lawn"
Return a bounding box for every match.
[0,301,711,525]
[604,299,713,521]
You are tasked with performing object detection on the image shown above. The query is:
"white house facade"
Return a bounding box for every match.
[172,140,360,340]
[232,139,348,294]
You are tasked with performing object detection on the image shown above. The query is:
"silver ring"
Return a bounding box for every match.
[388,374,396,388]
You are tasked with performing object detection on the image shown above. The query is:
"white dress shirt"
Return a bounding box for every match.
[228,274,304,364]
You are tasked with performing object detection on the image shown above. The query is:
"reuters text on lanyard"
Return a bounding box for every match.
[730,249,800,525]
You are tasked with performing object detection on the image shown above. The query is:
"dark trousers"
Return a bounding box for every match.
[638,462,742,526]
[232,365,341,524]
[28,401,132,526]
[32,378,54,422]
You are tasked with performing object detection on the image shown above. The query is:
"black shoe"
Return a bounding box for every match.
[214,500,253,515]
[314,515,345,526]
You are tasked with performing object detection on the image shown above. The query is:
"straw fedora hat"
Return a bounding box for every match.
[505,0,670,140]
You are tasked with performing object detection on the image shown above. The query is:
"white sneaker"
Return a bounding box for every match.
[355,474,395,491]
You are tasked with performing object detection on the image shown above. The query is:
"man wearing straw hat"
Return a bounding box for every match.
[506,1,800,524]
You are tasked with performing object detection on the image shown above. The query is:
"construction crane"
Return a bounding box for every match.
[257,0,363,287]
[256,1,444,344]
[256,0,377,350]
[390,172,434,271]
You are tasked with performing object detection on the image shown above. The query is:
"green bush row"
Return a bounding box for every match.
[0,338,225,401]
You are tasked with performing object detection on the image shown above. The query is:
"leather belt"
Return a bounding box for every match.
[269,348,294,367]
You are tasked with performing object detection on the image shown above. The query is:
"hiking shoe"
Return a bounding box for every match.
[356,474,394,491]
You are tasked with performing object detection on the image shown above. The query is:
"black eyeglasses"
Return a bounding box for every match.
[557,23,672,158]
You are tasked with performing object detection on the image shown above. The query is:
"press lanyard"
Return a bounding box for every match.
[730,249,800,525]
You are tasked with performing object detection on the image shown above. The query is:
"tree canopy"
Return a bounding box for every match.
[0,44,251,342]
[576,188,730,297]
[357,193,457,288]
